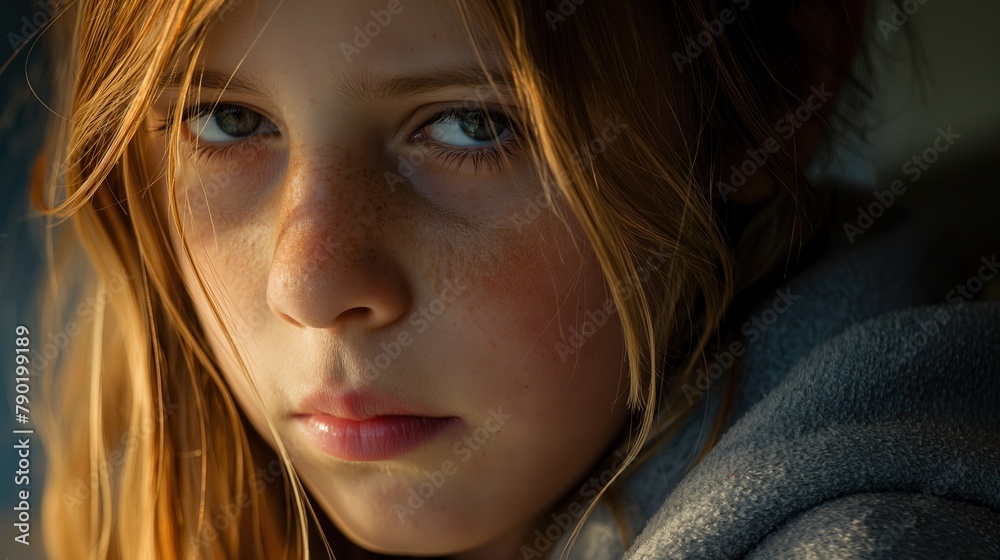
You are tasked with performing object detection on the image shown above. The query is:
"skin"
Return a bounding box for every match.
[145,0,631,558]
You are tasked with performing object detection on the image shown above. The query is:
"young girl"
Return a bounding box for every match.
[28,0,1000,558]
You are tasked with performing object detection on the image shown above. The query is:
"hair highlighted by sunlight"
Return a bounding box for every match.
[32,0,869,558]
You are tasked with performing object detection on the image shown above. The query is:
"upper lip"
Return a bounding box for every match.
[295,388,441,421]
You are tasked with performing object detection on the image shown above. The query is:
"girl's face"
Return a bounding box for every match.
[147,0,629,556]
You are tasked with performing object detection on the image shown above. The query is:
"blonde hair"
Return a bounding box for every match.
[30,0,867,557]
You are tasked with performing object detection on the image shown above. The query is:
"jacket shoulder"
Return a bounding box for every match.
[745,492,1000,560]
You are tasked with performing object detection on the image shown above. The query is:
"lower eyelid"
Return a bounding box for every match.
[417,136,522,175]
[184,133,275,165]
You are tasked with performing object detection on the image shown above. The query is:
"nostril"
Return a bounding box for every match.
[265,239,410,330]
[337,307,374,325]
[276,309,304,328]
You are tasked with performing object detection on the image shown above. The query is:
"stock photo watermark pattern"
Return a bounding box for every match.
[392,407,512,522]
[717,83,835,201]
[843,126,960,244]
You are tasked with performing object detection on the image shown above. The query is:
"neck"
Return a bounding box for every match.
[448,508,565,560]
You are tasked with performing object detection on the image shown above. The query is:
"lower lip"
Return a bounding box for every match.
[297,414,460,461]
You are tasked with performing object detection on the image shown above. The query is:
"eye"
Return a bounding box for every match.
[187,104,279,143]
[422,109,514,148]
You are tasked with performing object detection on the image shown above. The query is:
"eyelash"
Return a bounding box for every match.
[149,103,273,165]
[151,103,523,173]
[410,106,522,174]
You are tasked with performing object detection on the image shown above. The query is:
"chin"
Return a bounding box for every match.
[324,499,502,557]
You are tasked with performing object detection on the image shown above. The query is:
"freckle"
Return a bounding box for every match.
[431,33,437,39]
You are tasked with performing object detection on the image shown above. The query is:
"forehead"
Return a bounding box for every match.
[200,0,505,96]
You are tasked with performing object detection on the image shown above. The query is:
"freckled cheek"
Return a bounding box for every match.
[164,192,272,382]
[167,247,266,429]
[172,222,265,307]
[167,143,281,228]
[166,168,272,291]
[177,251,277,439]
[148,140,279,410]
[461,220,620,389]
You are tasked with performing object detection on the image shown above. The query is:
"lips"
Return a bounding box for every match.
[293,390,460,461]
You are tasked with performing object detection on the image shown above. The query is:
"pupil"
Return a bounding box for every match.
[460,111,507,142]
[217,107,260,136]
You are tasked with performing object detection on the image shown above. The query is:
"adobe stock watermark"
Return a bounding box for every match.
[386,106,627,198]
[383,142,437,193]
[717,83,834,201]
[877,0,929,41]
[567,116,629,169]
[28,269,132,376]
[672,0,751,72]
[556,248,671,362]
[683,287,799,402]
[889,254,998,370]
[198,228,438,353]
[383,83,518,192]
[393,407,512,522]
[843,126,960,244]
[545,0,588,30]
[61,397,182,512]
[216,0,243,21]
[520,449,628,559]
[362,278,469,383]
[871,460,967,559]
[340,0,415,63]
[509,116,629,232]
[177,141,265,214]
[7,0,68,51]
[509,179,561,233]
[189,437,312,549]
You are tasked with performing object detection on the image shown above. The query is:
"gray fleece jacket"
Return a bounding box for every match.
[547,223,1000,560]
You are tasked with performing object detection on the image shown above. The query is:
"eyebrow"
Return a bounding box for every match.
[159,67,274,98]
[159,65,516,105]
[337,66,516,106]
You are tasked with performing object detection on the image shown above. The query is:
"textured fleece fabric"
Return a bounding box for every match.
[546,224,1000,560]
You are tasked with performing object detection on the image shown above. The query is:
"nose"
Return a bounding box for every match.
[266,161,411,331]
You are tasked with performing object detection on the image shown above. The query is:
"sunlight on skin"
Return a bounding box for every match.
[145,1,631,558]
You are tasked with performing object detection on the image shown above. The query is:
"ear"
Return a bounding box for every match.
[725,0,869,204]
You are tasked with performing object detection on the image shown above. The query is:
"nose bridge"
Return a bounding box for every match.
[271,213,363,288]
[266,146,408,330]
[274,148,372,269]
